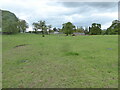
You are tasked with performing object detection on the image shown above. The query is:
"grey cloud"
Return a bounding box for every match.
[1,1,117,29]
[59,2,118,14]
[59,2,117,8]
[55,2,118,19]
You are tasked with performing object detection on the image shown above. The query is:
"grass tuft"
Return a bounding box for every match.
[65,52,79,56]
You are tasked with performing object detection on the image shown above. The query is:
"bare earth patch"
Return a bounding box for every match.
[14,44,29,48]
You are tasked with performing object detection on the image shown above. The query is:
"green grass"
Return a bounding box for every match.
[2,34,118,88]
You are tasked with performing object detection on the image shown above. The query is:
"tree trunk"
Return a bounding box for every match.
[42,30,45,37]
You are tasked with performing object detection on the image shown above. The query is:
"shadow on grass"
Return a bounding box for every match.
[65,52,79,56]
[14,44,29,48]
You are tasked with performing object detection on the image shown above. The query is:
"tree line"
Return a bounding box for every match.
[1,10,119,36]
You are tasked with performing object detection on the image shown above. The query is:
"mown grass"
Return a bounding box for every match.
[2,34,118,88]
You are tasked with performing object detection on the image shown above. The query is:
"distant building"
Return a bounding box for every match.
[54,31,59,34]
[73,32,85,35]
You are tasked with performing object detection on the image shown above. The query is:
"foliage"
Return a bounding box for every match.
[18,19,29,33]
[49,30,54,33]
[76,26,84,33]
[106,20,120,35]
[101,30,106,35]
[89,23,102,35]
[2,10,119,35]
[62,22,75,36]
[2,10,19,34]
[32,20,48,37]
[48,25,52,34]
[32,22,39,33]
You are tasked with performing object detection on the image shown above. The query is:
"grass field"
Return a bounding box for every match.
[2,34,118,88]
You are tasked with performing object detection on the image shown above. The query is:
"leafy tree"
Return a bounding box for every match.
[32,22,39,33]
[76,26,84,33]
[38,20,46,37]
[59,28,63,33]
[101,30,106,35]
[32,20,47,37]
[44,25,48,35]
[62,22,75,36]
[2,10,19,34]
[48,25,52,34]
[89,23,102,35]
[18,19,28,33]
[106,20,120,35]
[6,22,19,34]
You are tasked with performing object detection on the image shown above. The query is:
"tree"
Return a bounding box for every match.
[38,20,47,37]
[89,23,102,35]
[44,25,48,35]
[18,19,28,33]
[32,22,39,33]
[2,10,20,34]
[76,26,84,33]
[48,25,52,34]
[32,20,47,37]
[101,29,106,35]
[106,20,120,35]
[62,22,75,36]
[6,22,19,34]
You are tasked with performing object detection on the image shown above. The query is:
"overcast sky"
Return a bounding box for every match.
[0,0,118,31]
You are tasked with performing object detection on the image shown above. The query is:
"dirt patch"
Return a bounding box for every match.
[14,44,29,48]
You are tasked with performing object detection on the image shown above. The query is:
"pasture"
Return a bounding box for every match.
[2,34,118,88]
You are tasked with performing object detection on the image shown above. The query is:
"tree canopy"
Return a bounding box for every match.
[62,22,75,36]
[18,19,29,33]
[106,20,120,35]
[2,10,28,34]
[32,20,52,37]
[89,23,102,35]
[2,10,119,35]
[2,10,19,34]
